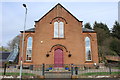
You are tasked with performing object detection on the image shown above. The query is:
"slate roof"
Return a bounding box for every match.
[0,51,11,60]
[82,28,95,32]
[20,28,35,33]
[20,27,95,33]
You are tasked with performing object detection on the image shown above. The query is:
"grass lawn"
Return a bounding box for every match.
[79,72,120,76]
[112,67,120,69]
[0,72,35,76]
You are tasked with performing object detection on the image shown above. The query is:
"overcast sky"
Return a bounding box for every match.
[1,0,119,47]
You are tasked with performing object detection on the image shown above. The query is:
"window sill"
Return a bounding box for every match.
[24,60,32,63]
[85,61,93,63]
[52,38,65,39]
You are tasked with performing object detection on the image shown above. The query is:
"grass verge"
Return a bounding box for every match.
[0,72,35,76]
[79,72,120,76]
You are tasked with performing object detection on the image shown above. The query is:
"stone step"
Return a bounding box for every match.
[45,72,71,78]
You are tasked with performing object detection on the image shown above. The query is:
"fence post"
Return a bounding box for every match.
[42,63,45,76]
[75,66,78,75]
[29,65,33,70]
[108,64,111,74]
[4,63,7,75]
[71,64,73,75]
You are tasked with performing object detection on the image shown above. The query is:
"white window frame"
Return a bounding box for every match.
[26,37,33,61]
[85,37,92,61]
[54,21,64,38]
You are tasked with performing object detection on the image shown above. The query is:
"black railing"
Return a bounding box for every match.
[1,63,120,79]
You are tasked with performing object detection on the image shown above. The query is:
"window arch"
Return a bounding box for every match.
[26,37,33,61]
[85,37,92,61]
[54,21,64,38]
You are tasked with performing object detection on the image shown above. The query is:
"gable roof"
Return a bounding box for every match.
[35,3,83,23]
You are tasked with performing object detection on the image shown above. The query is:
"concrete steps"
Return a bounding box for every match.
[45,67,71,78]
[45,72,71,78]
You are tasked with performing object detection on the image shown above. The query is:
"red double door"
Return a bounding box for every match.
[54,48,63,67]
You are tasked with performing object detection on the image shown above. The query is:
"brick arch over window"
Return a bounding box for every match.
[86,33,94,41]
[49,44,68,52]
[25,34,34,41]
[50,17,68,24]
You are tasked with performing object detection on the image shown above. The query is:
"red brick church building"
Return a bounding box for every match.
[19,3,98,66]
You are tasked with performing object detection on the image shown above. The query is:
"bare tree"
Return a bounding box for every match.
[7,35,21,52]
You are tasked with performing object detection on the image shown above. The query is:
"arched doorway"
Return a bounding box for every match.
[54,48,63,67]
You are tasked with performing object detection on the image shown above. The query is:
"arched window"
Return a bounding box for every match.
[54,21,64,38]
[59,22,64,38]
[26,37,32,61]
[54,22,59,38]
[85,37,92,61]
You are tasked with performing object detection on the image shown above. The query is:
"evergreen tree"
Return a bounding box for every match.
[110,38,120,56]
[93,21,110,46]
[84,23,92,29]
[93,21,110,33]
[93,21,111,63]
[112,21,120,39]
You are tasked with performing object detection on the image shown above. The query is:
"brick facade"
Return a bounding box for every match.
[19,3,99,65]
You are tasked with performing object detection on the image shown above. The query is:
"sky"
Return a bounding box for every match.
[118,1,120,23]
[1,0,120,47]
